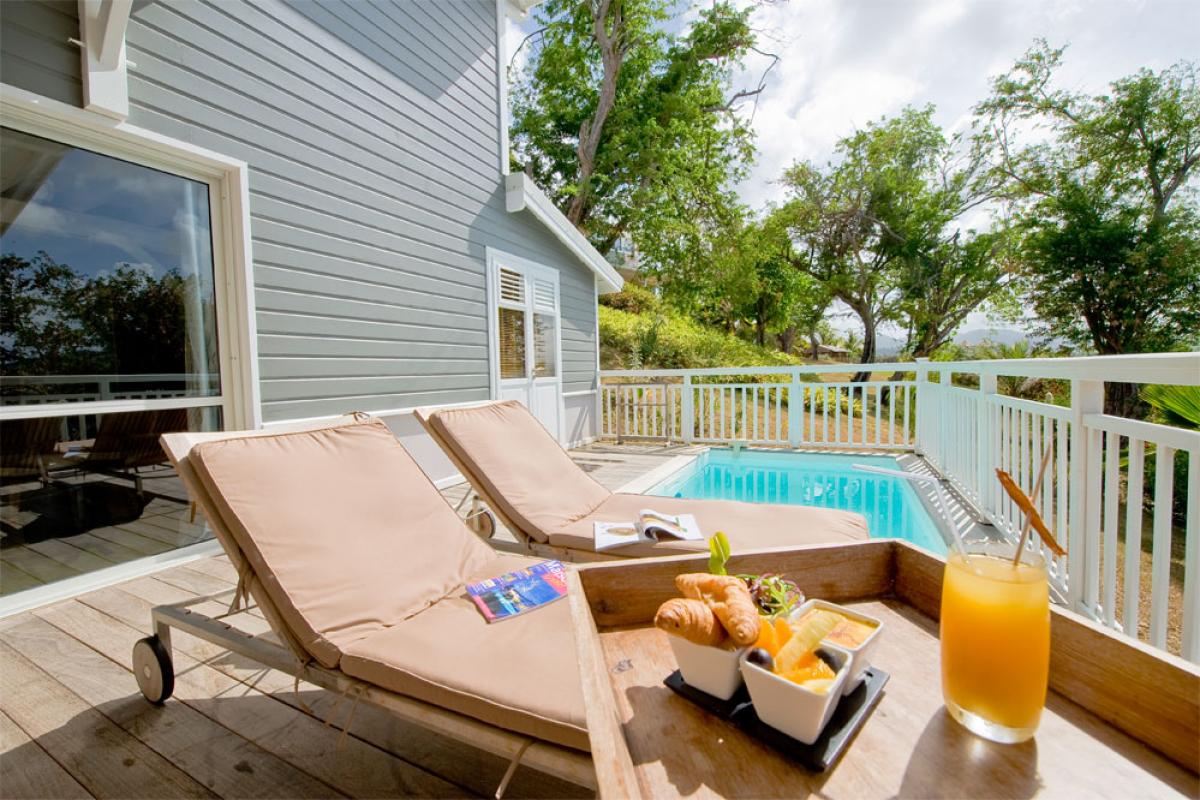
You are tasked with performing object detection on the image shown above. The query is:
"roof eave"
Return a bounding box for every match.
[504,173,624,294]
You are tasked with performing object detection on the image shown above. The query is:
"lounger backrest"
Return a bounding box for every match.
[161,423,313,665]
[417,401,611,543]
[165,418,494,669]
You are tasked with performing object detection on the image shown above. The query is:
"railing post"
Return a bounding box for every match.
[914,358,930,455]
[1068,379,1104,614]
[681,374,694,444]
[788,370,802,448]
[978,372,998,522]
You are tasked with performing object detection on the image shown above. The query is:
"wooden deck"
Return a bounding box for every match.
[0,447,684,799]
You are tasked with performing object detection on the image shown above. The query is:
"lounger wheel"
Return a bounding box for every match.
[132,635,174,704]
[469,509,496,540]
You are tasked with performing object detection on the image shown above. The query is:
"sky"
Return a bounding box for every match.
[507,0,1199,339]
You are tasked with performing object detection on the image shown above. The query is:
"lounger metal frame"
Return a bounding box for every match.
[140,417,596,797]
[141,592,595,794]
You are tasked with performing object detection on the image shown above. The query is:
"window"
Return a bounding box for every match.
[1,127,220,403]
[498,307,526,379]
[0,123,231,601]
[533,313,557,378]
[492,261,560,385]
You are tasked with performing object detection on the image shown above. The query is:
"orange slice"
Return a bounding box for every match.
[753,617,778,657]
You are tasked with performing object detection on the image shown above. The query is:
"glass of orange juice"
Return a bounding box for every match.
[940,541,1050,743]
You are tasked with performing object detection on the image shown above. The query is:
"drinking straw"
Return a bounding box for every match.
[1012,444,1055,567]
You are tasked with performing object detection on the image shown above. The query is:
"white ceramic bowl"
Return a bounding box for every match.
[791,599,883,695]
[740,644,851,744]
[668,635,745,700]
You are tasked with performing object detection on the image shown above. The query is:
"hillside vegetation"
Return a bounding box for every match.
[599,285,800,371]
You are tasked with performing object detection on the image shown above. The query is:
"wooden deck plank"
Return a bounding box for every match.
[79,580,591,799]
[0,710,94,800]
[33,596,472,799]
[3,614,342,799]
[0,640,216,799]
[151,565,234,597]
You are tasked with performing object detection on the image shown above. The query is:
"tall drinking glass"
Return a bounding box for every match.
[940,541,1050,744]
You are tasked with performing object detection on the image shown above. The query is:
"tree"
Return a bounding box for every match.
[775,106,1001,380]
[896,227,1014,360]
[978,42,1200,414]
[510,0,767,263]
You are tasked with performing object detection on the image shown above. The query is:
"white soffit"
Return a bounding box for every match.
[505,173,624,293]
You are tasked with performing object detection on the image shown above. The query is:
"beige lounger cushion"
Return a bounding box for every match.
[548,493,869,557]
[189,420,494,668]
[340,554,589,751]
[425,401,610,542]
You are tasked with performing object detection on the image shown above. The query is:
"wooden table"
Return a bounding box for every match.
[567,540,1200,798]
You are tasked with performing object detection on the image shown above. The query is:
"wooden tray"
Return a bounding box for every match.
[566,540,1200,799]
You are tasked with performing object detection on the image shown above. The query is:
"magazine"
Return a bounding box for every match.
[593,509,702,552]
[466,560,568,623]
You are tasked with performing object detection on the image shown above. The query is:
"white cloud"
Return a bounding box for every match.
[731,0,1200,209]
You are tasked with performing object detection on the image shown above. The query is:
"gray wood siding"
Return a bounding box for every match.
[119,0,598,422]
[0,0,81,107]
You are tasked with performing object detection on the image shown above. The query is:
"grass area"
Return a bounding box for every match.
[1112,511,1187,657]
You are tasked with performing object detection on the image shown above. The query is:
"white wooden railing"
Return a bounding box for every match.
[599,353,1200,662]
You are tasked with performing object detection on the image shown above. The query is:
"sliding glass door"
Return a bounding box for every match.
[1,126,227,598]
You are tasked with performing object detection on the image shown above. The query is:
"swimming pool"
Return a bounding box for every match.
[648,449,947,554]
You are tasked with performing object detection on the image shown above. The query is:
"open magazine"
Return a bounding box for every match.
[593,509,702,552]
[466,560,567,623]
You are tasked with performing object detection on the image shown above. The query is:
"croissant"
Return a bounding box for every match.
[675,573,760,647]
[654,598,727,646]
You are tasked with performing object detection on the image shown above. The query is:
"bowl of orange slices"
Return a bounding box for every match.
[739,611,853,744]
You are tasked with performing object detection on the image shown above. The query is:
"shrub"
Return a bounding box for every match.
[598,306,800,371]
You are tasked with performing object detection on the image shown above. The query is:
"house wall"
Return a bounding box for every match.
[0,0,81,107]
[1,0,602,481]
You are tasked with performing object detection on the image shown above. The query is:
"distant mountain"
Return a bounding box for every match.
[875,333,906,357]
[954,327,1028,347]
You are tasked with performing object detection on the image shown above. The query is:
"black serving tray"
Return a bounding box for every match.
[664,667,889,772]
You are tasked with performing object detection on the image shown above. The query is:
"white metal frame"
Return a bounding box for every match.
[0,83,261,430]
[485,248,564,441]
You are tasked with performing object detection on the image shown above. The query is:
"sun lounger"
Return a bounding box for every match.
[414,400,869,561]
[141,416,594,794]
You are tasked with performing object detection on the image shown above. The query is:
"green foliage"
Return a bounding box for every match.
[511,0,759,262]
[978,42,1200,360]
[708,531,731,576]
[1142,385,1200,430]
[772,106,1007,375]
[599,281,660,315]
[599,305,800,370]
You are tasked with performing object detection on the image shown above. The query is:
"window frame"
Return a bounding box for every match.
[0,83,259,429]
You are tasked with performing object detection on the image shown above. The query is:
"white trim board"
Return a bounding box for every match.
[0,538,223,619]
[504,173,623,293]
[0,83,261,430]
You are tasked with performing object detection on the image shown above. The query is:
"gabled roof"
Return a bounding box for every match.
[505,173,624,293]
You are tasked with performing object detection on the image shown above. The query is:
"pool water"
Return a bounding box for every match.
[648,449,947,554]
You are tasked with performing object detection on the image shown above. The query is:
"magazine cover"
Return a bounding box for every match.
[466,560,568,622]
